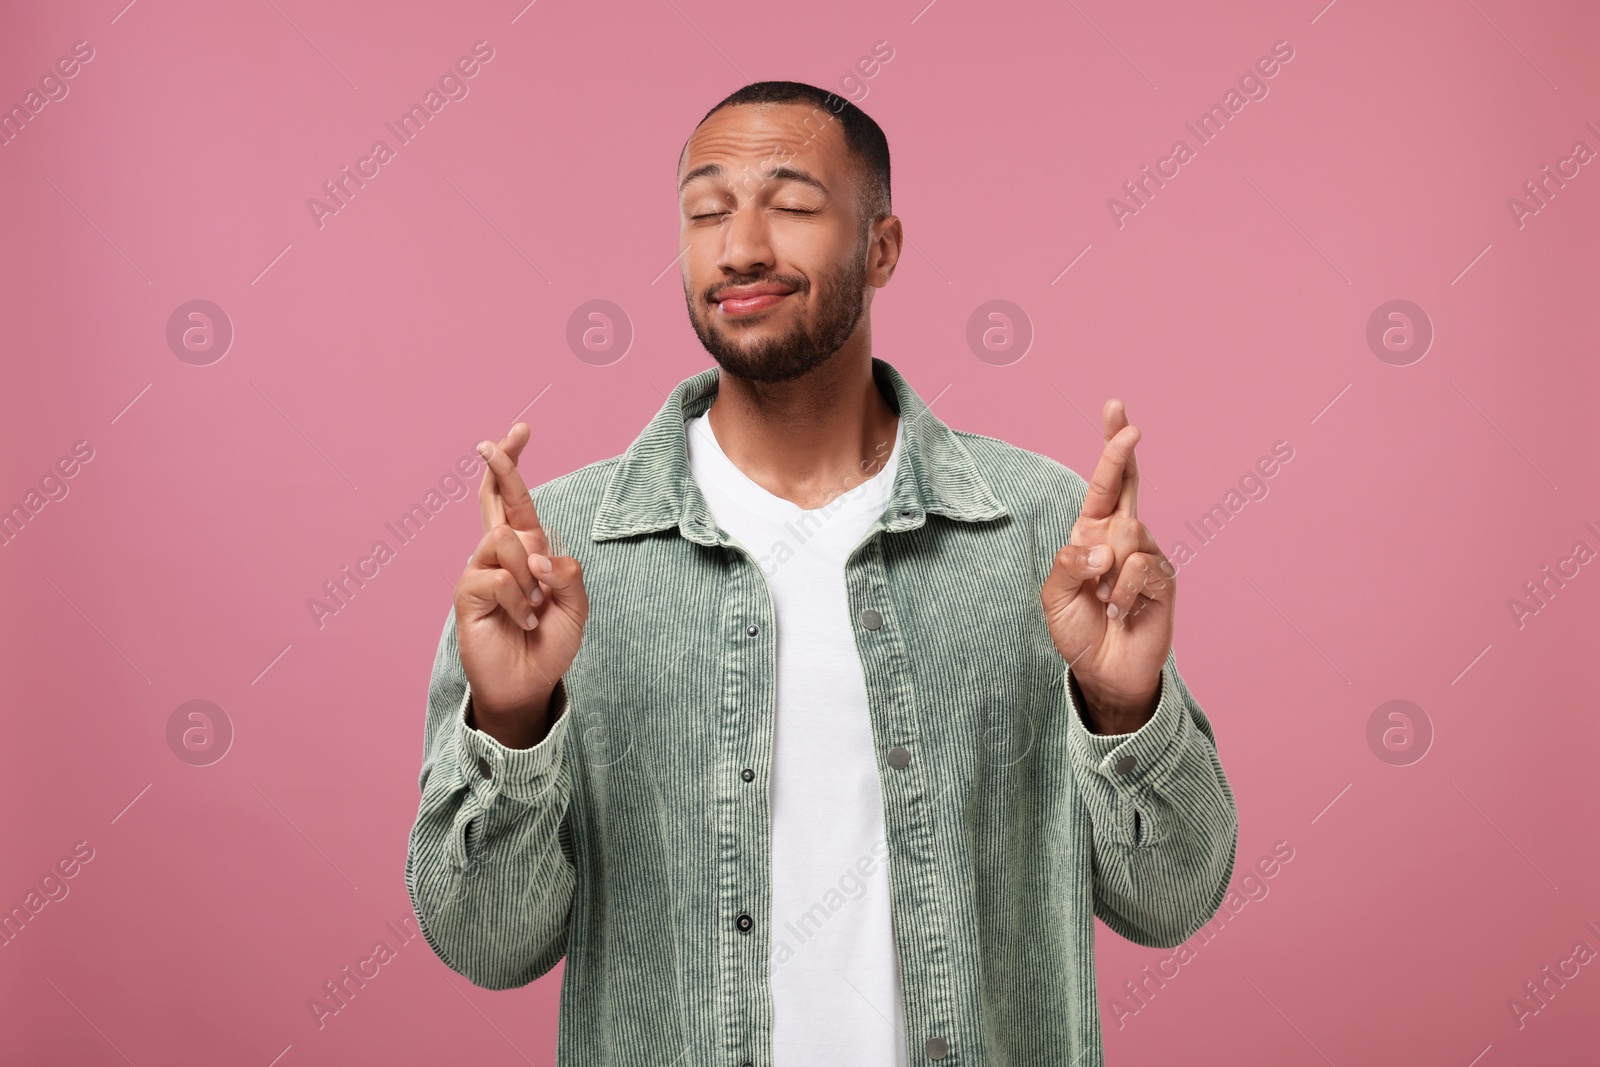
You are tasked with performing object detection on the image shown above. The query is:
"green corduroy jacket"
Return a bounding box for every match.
[406,356,1239,1067]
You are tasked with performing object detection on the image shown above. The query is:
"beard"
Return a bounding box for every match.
[684,240,868,385]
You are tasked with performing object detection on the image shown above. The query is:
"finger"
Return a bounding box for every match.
[500,421,531,464]
[1080,423,1141,521]
[1105,551,1151,620]
[478,458,505,533]
[1101,397,1127,440]
[473,422,531,533]
[1094,516,1160,600]
[487,568,540,629]
[1098,398,1141,518]
[524,550,589,615]
[1114,419,1141,519]
[470,524,542,605]
[456,567,540,630]
[1105,550,1174,621]
[477,426,547,541]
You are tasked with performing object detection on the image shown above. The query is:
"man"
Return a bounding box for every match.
[407,81,1238,1066]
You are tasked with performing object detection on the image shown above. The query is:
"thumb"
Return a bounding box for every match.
[532,552,588,611]
[1043,542,1112,604]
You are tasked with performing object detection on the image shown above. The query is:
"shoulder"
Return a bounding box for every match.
[952,429,1090,516]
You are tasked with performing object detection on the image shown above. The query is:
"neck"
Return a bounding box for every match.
[705,353,900,511]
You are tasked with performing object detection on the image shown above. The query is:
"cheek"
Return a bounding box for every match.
[680,256,714,301]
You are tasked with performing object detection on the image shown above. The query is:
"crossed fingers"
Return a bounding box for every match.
[476,422,559,563]
[1075,400,1172,621]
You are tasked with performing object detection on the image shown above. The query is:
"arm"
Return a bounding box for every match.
[1040,400,1238,947]
[407,421,589,988]
[405,605,577,989]
[1064,646,1239,948]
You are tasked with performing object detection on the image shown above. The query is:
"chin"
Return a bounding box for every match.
[719,347,838,385]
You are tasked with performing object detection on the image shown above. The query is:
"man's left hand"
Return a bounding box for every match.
[1041,398,1175,733]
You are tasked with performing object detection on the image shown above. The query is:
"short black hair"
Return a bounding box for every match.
[683,80,892,233]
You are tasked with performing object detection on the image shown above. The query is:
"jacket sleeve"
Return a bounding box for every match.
[1065,646,1239,948]
[405,604,577,989]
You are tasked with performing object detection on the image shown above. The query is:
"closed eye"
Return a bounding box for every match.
[690,208,816,220]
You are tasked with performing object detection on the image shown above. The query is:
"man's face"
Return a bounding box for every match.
[677,102,880,384]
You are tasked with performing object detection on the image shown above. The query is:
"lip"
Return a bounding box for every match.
[713,285,794,316]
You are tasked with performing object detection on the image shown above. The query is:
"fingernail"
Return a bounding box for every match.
[1088,546,1109,568]
[528,586,543,605]
[537,556,553,575]
[1106,602,1119,619]
[476,441,493,460]
[525,612,538,629]
[1097,579,1111,600]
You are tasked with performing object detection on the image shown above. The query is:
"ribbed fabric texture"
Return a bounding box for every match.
[406,356,1240,1066]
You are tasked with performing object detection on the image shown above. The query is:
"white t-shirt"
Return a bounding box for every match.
[685,410,908,1066]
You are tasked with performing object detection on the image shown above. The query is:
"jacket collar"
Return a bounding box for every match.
[591,357,1009,545]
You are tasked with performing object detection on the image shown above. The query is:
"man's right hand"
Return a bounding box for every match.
[454,422,589,748]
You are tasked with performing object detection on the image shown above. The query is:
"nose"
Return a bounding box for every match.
[716,198,775,282]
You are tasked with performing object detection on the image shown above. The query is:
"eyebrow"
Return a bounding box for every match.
[678,162,829,196]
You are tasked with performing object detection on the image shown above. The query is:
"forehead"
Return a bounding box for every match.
[679,102,849,186]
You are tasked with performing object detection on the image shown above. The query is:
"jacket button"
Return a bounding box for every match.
[746,623,760,637]
[860,608,883,630]
[476,756,493,779]
[740,768,755,782]
[1114,754,1137,774]
[887,746,911,769]
[925,1036,949,1059]
[735,912,753,933]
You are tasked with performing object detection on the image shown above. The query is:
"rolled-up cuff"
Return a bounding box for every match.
[452,679,571,807]
[1065,659,1191,792]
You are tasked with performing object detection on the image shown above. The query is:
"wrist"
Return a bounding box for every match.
[1070,670,1158,734]
[469,682,560,748]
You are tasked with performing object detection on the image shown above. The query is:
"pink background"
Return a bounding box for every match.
[3,0,1597,1063]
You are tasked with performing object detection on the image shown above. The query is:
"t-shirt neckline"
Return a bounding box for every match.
[687,413,904,522]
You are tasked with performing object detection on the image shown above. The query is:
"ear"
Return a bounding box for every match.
[867,215,903,287]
